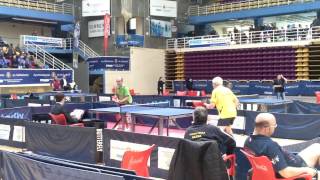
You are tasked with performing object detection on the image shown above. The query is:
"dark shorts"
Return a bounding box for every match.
[288,155,308,167]
[217,117,235,126]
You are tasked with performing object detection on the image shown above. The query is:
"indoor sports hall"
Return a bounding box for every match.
[0,0,320,179]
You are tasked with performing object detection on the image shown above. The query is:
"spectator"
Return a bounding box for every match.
[60,75,69,91]
[51,76,61,91]
[157,77,165,95]
[184,107,236,155]
[32,30,38,36]
[50,93,80,124]
[244,113,320,179]
[185,77,193,91]
[0,55,9,68]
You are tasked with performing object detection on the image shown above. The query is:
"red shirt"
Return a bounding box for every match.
[52,80,61,90]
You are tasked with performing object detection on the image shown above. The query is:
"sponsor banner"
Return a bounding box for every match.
[116,35,144,47]
[150,19,172,38]
[82,0,110,17]
[0,125,10,140]
[150,0,177,17]
[22,35,63,48]
[0,107,32,120]
[74,22,80,48]
[157,147,175,170]
[0,69,73,86]
[87,56,130,73]
[12,126,25,142]
[110,140,150,164]
[88,20,105,38]
[104,14,111,55]
[189,37,231,48]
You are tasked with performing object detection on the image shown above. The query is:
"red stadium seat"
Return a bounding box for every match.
[49,113,84,127]
[315,91,320,104]
[224,154,236,177]
[187,90,198,96]
[163,89,170,96]
[201,90,206,96]
[240,149,312,180]
[121,144,156,177]
[192,101,205,108]
[176,91,187,96]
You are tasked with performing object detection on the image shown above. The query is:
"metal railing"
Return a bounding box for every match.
[20,35,100,59]
[167,26,320,49]
[189,0,312,16]
[77,39,100,59]
[24,42,73,70]
[0,0,74,15]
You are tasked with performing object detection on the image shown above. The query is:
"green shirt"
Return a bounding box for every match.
[116,86,133,104]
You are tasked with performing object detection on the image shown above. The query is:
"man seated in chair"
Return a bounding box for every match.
[184,107,236,155]
[50,93,80,124]
[244,113,320,179]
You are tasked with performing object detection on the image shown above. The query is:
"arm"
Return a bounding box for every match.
[205,91,216,109]
[119,96,129,104]
[281,75,288,83]
[217,128,236,155]
[279,166,316,179]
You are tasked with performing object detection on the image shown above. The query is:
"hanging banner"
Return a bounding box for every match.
[82,0,111,17]
[104,14,111,56]
[150,0,177,18]
[88,20,105,38]
[73,22,80,49]
[150,19,172,38]
[73,51,79,69]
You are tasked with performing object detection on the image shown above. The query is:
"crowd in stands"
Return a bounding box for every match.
[0,43,43,69]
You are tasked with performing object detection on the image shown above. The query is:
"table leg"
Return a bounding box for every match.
[131,115,136,132]
[158,118,164,136]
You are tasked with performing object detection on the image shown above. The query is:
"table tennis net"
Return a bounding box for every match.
[119,101,170,113]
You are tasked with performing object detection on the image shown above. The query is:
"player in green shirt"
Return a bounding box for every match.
[113,77,133,131]
[114,77,132,105]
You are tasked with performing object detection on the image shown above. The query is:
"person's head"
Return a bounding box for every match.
[63,75,66,79]
[55,93,65,104]
[193,107,208,125]
[226,82,233,89]
[277,74,282,80]
[212,76,223,89]
[254,113,277,137]
[158,77,163,81]
[116,77,123,87]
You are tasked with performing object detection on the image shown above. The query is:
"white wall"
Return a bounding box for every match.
[0,22,52,46]
[104,47,165,95]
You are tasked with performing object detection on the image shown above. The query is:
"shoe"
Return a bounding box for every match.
[124,127,131,132]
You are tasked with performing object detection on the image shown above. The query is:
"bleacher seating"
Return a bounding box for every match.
[166,46,298,81]
[0,44,42,69]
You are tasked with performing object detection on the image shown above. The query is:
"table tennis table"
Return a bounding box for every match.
[89,106,194,136]
[239,98,293,112]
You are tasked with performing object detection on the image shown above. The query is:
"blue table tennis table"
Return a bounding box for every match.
[239,98,293,112]
[37,92,98,102]
[89,106,194,136]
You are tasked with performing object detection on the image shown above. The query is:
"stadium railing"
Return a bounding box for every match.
[167,26,320,49]
[189,0,313,16]
[0,0,73,15]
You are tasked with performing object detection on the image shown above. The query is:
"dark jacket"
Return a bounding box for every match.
[50,103,77,124]
[168,139,229,180]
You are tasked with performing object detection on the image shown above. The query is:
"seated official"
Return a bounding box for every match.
[50,93,79,124]
[184,107,236,155]
[244,113,320,179]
